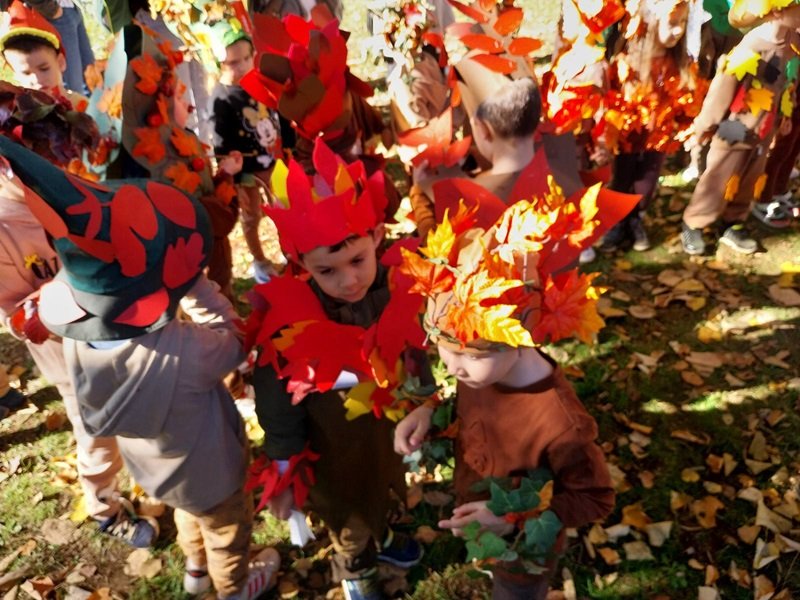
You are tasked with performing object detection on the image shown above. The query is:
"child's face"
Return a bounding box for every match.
[299,227,383,303]
[221,39,254,86]
[4,46,65,92]
[437,340,518,388]
[657,3,689,49]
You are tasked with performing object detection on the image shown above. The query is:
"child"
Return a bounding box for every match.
[0,83,155,545]
[210,23,282,283]
[395,189,615,599]
[246,139,430,600]
[600,0,706,252]
[0,136,280,600]
[0,0,87,108]
[681,3,800,254]
[409,74,541,239]
[121,33,241,299]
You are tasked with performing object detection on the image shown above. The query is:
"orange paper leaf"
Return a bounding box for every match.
[132,127,166,164]
[130,53,163,95]
[470,53,516,75]
[170,127,200,157]
[164,162,202,194]
[493,7,523,36]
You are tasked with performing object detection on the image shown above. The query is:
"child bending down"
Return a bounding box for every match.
[395,190,616,600]
[0,137,279,600]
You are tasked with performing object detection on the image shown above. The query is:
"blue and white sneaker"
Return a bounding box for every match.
[97,498,158,548]
[342,569,383,600]
[377,529,423,569]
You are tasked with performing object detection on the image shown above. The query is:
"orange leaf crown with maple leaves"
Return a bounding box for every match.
[0,135,213,341]
[0,0,63,55]
[400,177,612,349]
[240,4,374,141]
[265,137,388,259]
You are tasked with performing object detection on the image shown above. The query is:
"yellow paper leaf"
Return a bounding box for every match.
[420,212,455,260]
[724,47,761,80]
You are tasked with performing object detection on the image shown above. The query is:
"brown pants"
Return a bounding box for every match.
[492,571,549,600]
[237,180,267,264]
[683,140,770,229]
[174,489,253,597]
[327,515,378,583]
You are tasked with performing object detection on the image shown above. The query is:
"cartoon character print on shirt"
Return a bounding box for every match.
[242,104,280,168]
[24,253,59,281]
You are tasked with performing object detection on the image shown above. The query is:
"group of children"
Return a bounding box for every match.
[1,0,799,599]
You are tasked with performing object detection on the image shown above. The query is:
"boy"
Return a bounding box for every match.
[1,0,86,108]
[681,3,800,255]
[246,139,428,600]
[0,136,280,600]
[210,23,282,283]
[395,190,615,599]
[409,74,541,239]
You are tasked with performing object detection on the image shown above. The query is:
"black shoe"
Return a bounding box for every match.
[630,219,650,251]
[681,222,705,255]
[719,223,757,254]
[598,222,628,253]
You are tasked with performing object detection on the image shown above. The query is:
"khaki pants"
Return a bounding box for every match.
[237,183,267,264]
[28,339,123,520]
[174,488,253,597]
[683,140,770,229]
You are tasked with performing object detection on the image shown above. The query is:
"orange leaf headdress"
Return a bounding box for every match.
[266,138,388,259]
[400,178,616,348]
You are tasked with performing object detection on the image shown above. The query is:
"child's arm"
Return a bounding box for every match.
[394,403,434,455]
[178,275,245,388]
[691,65,739,144]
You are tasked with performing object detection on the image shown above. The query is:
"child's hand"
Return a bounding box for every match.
[267,486,294,520]
[589,143,611,166]
[439,501,514,538]
[393,405,433,455]
[219,151,244,176]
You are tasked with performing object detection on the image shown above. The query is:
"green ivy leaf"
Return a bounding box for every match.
[523,510,562,555]
[465,528,510,561]
[486,481,514,516]
[431,403,453,430]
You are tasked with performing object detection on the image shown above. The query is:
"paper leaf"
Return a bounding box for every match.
[130,54,163,95]
[508,37,543,56]
[493,7,523,36]
[470,53,516,75]
[163,232,205,289]
[447,0,489,23]
[132,127,166,164]
[724,48,761,81]
[146,182,196,229]
[460,34,503,54]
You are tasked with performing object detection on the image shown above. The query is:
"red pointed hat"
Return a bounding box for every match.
[0,0,63,54]
[0,135,213,341]
[265,138,387,259]
[240,4,373,140]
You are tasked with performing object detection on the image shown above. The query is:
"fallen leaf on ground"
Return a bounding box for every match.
[629,305,656,319]
[621,503,652,530]
[40,518,77,545]
[753,538,780,570]
[705,565,719,586]
[671,491,694,511]
[681,468,702,483]
[768,284,800,306]
[681,370,705,386]
[737,525,760,544]
[413,526,440,544]
[124,549,162,579]
[671,430,710,445]
[44,411,67,431]
[691,496,724,528]
[19,577,54,600]
[422,491,453,507]
[644,521,673,547]
[756,501,792,533]
[597,547,621,565]
[623,541,654,561]
[697,586,720,600]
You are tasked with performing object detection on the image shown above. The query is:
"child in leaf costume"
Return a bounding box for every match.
[681,3,800,255]
[395,183,616,599]
[245,138,434,599]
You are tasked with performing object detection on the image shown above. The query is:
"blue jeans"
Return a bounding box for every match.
[49,5,95,94]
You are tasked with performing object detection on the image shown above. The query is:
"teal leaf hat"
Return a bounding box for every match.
[0,135,213,341]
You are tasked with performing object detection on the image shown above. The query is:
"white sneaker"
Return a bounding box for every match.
[184,561,210,596]
[251,261,273,284]
[223,548,280,600]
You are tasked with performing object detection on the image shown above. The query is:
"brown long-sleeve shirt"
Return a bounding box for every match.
[454,357,614,529]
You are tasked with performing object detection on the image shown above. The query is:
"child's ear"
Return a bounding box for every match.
[474,117,494,143]
[57,52,66,74]
[372,223,386,248]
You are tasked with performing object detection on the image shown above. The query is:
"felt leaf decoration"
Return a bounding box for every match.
[110,184,158,277]
[170,127,200,157]
[724,174,740,201]
[753,173,767,201]
[780,88,794,117]
[729,85,747,113]
[447,0,489,23]
[432,177,507,229]
[163,232,205,289]
[215,180,237,205]
[344,381,378,420]
[724,48,760,81]
[460,34,504,54]
[786,56,800,81]
[533,271,604,345]
[164,162,202,195]
[508,37,543,56]
[745,87,773,116]
[716,120,748,144]
[146,182,196,229]
[113,287,169,327]
[130,53,163,95]
[132,127,166,164]
[493,7,523,36]
[470,53,516,75]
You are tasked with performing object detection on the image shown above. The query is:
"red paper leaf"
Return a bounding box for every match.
[447,0,489,23]
[130,53,162,95]
[443,136,472,167]
[493,7,523,36]
[65,177,104,239]
[508,37,542,56]
[508,148,551,203]
[470,53,516,74]
[146,181,196,229]
[22,183,68,239]
[164,162,202,195]
[113,287,169,327]
[460,34,503,54]
[432,178,507,228]
[163,232,205,289]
